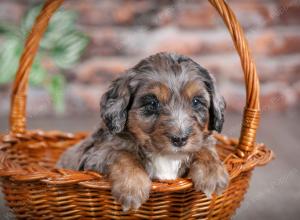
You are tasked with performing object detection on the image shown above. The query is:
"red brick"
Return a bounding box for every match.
[251,29,300,56]
[65,0,167,26]
[113,0,160,26]
[84,27,123,56]
[271,34,300,55]
[191,53,300,85]
[219,81,298,112]
[71,57,136,84]
[175,2,217,29]
[250,30,277,55]
[64,0,117,26]
[255,54,300,83]
[276,0,300,25]
[124,27,235,56]
[260,82,298,112]
[230,1,275,29]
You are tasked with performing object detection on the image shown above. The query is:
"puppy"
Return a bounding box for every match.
[57,52,228,211]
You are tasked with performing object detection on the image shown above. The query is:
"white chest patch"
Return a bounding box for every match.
[149,155,182,180]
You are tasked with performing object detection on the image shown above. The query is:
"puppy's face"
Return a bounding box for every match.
[126,78,210,154]
[100,53,225,155]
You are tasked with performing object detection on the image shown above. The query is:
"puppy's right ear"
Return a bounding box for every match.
[100,75,135,134]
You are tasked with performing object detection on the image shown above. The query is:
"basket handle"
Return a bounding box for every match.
[9,0,260,157]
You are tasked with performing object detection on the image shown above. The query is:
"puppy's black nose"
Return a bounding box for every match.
[170,135,188,147]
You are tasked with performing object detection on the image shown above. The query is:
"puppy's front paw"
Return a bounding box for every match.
[111,171,152,211]
[190,160,229,198]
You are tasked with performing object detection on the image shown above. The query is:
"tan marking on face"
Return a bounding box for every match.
[127,111,150,145]
[204,122,209,132]
[148,82,170,103]
[182,81,203,100]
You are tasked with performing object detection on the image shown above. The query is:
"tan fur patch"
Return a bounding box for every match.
[182,81,202,100]
[109,151,151,211]
[148,82,170,103]
[127,111,151,145]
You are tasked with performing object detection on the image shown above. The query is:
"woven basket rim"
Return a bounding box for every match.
[0,130,273,192]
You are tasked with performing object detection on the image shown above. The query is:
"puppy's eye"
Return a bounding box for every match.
[145,100,159,111]
[140,94,160,115]
[192,96,207,110]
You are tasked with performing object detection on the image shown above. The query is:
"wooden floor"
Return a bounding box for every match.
[0,107,299,220]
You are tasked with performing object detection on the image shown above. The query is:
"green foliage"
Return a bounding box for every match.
[0,5,89,113]
[48,74,65,114]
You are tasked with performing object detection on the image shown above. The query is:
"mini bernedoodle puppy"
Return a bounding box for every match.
[57,52,229,211]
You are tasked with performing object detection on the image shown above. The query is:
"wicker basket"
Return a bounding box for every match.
[0,0,273,219]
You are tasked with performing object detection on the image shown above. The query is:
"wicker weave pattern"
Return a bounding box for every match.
[0,0,273,219]
[0,131,272,219]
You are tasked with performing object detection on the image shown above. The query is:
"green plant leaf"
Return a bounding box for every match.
[41,9,78,50]
[20,5,42,39]
[0,37,23,84]
[0,22,20,37]
[29,56,47,86]
[46,8,77,34]
[47,74,65,113]
[0,36,46,86]
[21,5,79,50]
[50,31,89,68]
[0,4,88,114]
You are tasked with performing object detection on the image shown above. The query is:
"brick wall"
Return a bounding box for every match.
[0,0,299,116]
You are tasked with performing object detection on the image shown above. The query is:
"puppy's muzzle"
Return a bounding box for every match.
[169,135,189,147]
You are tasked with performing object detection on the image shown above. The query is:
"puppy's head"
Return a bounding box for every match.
[100,52,225,154]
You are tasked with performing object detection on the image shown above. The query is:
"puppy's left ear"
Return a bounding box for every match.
[100,74,136,134]
[202,70,226,133]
